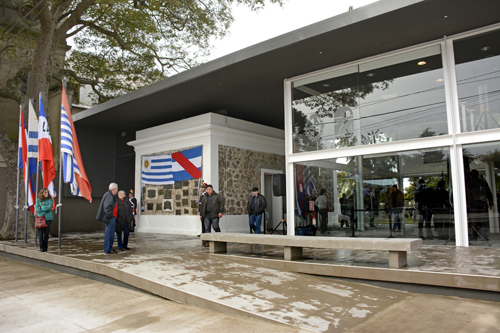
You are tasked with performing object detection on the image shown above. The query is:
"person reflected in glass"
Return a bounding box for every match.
[339,193,350,228]
[315,189,329,234]
[116,190,133,251]
[35,188,54,252]
[433,181,451,240]
[415,179,434,240]
[388,185,404,232]
[466,170,493,241]
[364,185,378,228]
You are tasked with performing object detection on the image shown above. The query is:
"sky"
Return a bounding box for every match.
[207,0,379,61]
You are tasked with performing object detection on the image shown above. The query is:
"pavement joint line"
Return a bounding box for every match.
[0,244,315,332]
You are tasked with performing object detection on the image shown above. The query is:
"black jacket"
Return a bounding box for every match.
[246,194,267,215]
[96,190,116,224]
[116,198,133,233]
[200,192,224,219]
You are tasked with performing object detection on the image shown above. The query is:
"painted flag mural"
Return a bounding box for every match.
[141,146,202,185]
[141,154,174,185]
[18,107,36,212]
[172,146,202,182]
[37,94,56,199]
[60,85,92,202]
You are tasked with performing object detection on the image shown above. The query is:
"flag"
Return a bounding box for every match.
[60,85,92,202]
[27,100,38,177]
[141,154,174,185]
[171,146,202,182]
[18,106,36,212]
[37,94,56,199]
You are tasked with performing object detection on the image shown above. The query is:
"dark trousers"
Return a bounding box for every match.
[204,215,220,233]
[39,220,52,252]
[116,221,130,249]
[318,209,328,233]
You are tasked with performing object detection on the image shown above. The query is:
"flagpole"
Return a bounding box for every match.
[58,79,67,249]
[32,97,39,246]
[24,138,29,244]
[15,106,22,243]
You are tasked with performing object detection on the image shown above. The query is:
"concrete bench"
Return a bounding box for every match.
[200,233,422,268]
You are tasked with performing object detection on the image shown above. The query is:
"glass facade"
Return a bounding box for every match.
[455,30,500,133]
[294,147,453,244]
[292,47,448,153]
[286,27,500,247]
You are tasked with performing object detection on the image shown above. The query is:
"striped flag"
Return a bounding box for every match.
[171,146,202,182]
[141,154,174,185]
[27,100,38,176]
[60,85,92,202]
[37,93,56,199]
[18,106,36,212]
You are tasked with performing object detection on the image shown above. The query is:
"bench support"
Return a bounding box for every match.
[209,241,227,254]
[284,246,303,260]
[389,251,407,268]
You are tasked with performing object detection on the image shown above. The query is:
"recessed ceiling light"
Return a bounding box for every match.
[367,73,375,77]
[322,84,330,87]
[319,51,323,54]
[436,79,444,82]
[418,61,426,66]
[470,109,475,112]
[443,15,448,19]
[461,101,467,104]
[480,46,490,51]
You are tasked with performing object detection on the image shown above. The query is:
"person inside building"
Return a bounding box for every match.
[247,187,267,234]
[388,185,404,232]
[200,185,224,246]
[364,185,378,228]
[315,189,328,234]
[116,190,133,251]
[433,180,451,240]
[415,179,434,240]
[339,193,350,228]
[466,169,493,241]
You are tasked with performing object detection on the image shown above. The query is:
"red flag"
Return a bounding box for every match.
[61,85,92,202]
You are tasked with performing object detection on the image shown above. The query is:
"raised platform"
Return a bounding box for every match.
[1,232,499,332]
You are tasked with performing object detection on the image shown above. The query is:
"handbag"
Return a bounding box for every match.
[35,214,48,229]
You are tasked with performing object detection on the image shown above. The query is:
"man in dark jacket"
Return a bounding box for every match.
[197,182,207,237]
[467,169,494,241]
[96,183,119,254]
[247,187,267,234]
[200,185,224,242]
[388,185,404,232]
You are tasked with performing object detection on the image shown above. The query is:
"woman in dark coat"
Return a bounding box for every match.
[116,190,133,251]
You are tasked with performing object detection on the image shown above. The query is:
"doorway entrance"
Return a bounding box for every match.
[261,169,284,232]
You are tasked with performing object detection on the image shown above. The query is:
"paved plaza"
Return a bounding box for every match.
[1,232,499,332]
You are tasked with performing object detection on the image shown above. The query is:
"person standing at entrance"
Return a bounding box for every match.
[96,183,119,254]
[128,189,137,232]
[35,188,54,252]
[388,185,404,232]
[247,187,267,234]
[200,185,224,245]
[197,182,208,237]
[415,179,434,240]
[466,169,493,241]
[315,189,328,234]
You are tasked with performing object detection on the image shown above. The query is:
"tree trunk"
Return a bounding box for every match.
[0,5,56,240]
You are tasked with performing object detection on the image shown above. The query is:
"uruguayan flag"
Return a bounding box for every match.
[61,104,81,196]
[141,154,174,185]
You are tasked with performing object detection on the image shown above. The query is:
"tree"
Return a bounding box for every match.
[0,0,283,239]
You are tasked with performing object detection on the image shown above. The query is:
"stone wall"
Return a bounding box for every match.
[218,145,285,215]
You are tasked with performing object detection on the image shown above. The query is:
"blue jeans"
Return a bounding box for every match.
[249,214,263,234]
[116,221,130,249]
[203,215,220,233]
[392,209,401,231]
[104,217,116,253]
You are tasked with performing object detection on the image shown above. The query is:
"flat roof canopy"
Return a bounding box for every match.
[73,0,500,132]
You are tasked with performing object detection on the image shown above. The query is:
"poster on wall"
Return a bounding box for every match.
[141,146,203,185]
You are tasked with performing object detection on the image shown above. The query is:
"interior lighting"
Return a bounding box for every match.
[418,61,426,66]
[323,84,330,87]
[443,15,448,19]
[480,46,490,51]
[367,73,375,77]
[436,79,444,82]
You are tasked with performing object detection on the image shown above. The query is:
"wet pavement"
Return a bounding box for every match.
[1,232,500,332]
